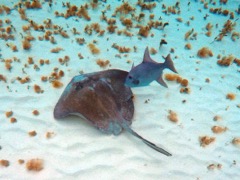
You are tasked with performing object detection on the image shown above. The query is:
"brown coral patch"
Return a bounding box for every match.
[0,160,9,167]
[181,79,188,87]
[217,55,235,66]
[226,93,236,100]
[232,137,240,146]
[5,111,13,118]
[51,47,63,53]
[26,159,43,171]
[32,110,40,116]
[10,117,17,123]
[96,59,110,68]
[138,26,150,37]
[28,130,37,137]
[0,74,7,82]
[167,110,178,123]
[197,47,213,58]
[211,126,227,134]
[88,43,100,54]
[22,39,31,50]
[52,80,63,88]
[34,84,43,93]
[199,136,215,147]
[185,43,192,50]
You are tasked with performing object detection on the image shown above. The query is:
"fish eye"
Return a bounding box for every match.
[133,79,139,85]
[128,76,132,79]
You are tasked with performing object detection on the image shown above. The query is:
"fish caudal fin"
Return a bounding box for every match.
[122,123,172,156]
[163,54,178,73]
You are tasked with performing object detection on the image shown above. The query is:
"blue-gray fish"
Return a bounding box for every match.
[125,47,178,88]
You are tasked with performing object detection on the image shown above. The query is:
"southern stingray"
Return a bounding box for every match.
[54,69,171,156]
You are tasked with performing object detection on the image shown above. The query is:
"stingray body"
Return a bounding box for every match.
[54,69,171,156]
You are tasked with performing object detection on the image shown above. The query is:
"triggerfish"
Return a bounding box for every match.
[125,47,178,88]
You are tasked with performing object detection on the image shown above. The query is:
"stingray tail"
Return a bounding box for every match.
[122,123,172,156]
[163,54,178,74]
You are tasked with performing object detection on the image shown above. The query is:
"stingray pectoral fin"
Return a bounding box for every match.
[157,75,168,88]
[123,124,172,156]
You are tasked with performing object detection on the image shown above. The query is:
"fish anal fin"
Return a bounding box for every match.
[157,75,168,88]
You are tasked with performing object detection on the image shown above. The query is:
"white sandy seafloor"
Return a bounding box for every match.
[0,0,240,179]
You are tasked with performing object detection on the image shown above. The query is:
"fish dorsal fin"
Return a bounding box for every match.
[143,47,155,63]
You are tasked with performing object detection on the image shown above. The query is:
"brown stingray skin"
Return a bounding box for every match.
[54,69,134,134]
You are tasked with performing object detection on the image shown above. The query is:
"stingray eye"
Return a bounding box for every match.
[133,79,139,85]
[128,76,132,79]
[75,83,83,91]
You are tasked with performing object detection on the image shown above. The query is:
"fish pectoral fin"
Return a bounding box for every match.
[122,123,172,156]
[131,63,135,70]
[157,76,168,88]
